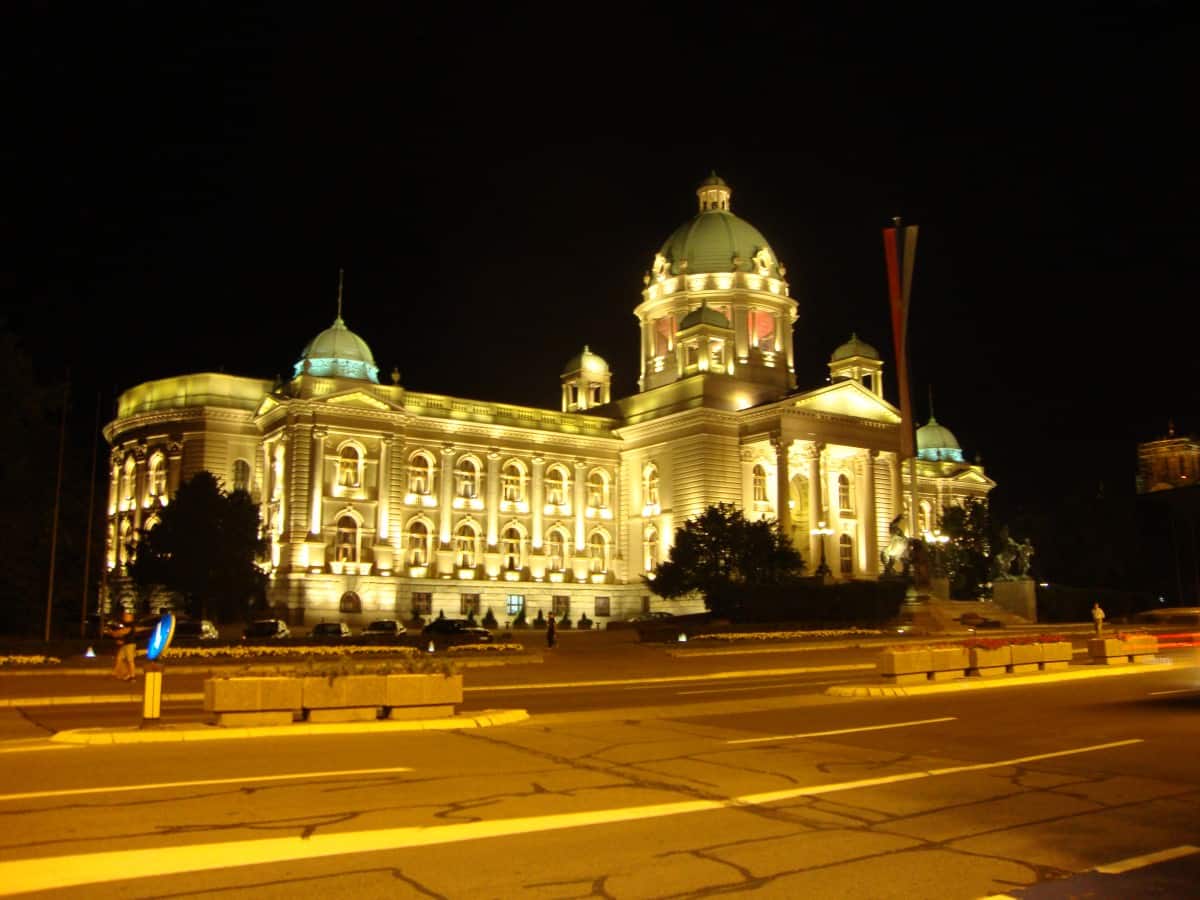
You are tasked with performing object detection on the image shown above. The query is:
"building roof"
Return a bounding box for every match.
[561,345,609,376]
[917,416,965,462]
[831,332,880,362]
[654,177,784,279]
[678,304,732,330]
[293,317,380,383]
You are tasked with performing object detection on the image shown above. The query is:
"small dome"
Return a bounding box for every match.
[294,317,380,383]
[678,304,731,330]
[562,345,609,376]
[917,416,965,462]
[831,332,880,362]
[653,176,784,280]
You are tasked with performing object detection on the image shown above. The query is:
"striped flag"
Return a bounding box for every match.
[883,219,919,459]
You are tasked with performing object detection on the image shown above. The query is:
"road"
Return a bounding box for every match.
[0,635,1197,897]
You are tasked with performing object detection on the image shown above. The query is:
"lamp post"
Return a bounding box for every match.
[811,520,834,579]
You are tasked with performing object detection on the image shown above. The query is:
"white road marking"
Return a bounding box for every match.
[1148,688,1195,696]
[1093,844,1200,874]
[677,679,849,695]
[0,766,412,803]
[0,743,75,754]
[0,738,1143,894]
[725,716,957,744]
[466,664,875,692]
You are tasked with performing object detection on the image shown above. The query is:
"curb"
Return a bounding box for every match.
[826,659,1188,698]
[48,708,530,744]
[0,693,204,708]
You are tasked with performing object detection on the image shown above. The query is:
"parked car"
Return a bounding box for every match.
[625,611,674,623]
[421,618,492,646]
[361,619,407,640]
[242,618,291,640]
[173,618,219,643]
[309,621,352,641]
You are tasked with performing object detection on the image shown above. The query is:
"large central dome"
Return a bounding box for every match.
[653,174,784,280]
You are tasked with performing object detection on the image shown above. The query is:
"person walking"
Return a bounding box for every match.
[106,611,138,681]
[1091,602,1106,635]
[546,613,557,649]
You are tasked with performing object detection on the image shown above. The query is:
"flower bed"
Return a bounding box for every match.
[0,655,63,666]
[688,628,883,642]
[447,643,524,654]
[164,644,421,660]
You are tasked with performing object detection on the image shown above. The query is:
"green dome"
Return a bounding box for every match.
[831,333,880,362]
[294,317,380,383]
[917,416,964,462]
[654,176,784,279]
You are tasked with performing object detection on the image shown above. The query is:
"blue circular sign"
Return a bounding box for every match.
[146,613,176,661]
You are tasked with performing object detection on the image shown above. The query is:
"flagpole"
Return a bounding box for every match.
[883,218,921,539]
[45,371,69,642]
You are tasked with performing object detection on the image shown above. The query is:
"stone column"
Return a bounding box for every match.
[806,442,824,565]
[107,454,119,516]
[309,427,326,537]
[574,459,587,552]
[531,456,545,549]
[486,449,501,546]
[438,445,456,545]
[772,436,791,538]
[861,450,879,574]
[890,451,903,531]
[132,446,147,531]
[377,435,391,541]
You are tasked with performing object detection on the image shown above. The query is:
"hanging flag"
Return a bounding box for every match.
[883,219,919,459]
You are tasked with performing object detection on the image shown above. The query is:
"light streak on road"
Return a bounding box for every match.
[725,716,957,744]
[0,739,1143,895]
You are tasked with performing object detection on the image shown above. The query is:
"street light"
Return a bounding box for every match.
[811,520,834,577]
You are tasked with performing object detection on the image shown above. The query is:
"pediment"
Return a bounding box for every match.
[791,380,901,423]
[953,468,994,485]
[255,395,282,418]
[323,390,393,411]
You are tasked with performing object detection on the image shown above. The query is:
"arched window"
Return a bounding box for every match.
[338,446,361,488]
[336,516,358,562]
[339,592,362,614]
[502,461,525,502]
[546,465,569,507]
[546,530,566,571]
[501,526,522,571]
[271,445,285,501]
[752,464,768,503]
[838,474,853,514]
[587,470,609,508]
[839,534,854,575]
[588,532,609,573]
[644,526,659,572]
[408,454,433,495]
[456,457,480,499]
[148,453,167,498]
[643,464,660,507]
[233,458,251,494]
[919,499,933,534]
[407,520,430,566]
[454,523,477,568]
[749,310,776,348]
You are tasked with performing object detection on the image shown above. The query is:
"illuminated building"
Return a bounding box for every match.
[102,175,994,623]
[1136,422,1200,494]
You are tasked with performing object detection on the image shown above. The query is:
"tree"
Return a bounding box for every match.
[128,471,268,622]
[649,504,804,616]
[940,498,993,599]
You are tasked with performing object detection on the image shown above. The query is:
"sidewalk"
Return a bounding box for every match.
[51,708,530,745]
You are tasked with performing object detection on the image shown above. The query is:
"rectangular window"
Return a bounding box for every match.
[411,592,432,616]
[594,596,611,617]
[506,594,525,617]
[552,595,570,617]
[460,593,480,616]
[641,594,650,614]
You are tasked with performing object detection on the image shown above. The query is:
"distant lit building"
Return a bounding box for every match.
[102,175,995,623]
[1136,422,1200,494]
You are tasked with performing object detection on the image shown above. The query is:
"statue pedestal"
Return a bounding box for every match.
[930,576,950,601]
[992,579,1036,622]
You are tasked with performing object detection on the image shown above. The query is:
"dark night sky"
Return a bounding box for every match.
[11,3,1200,522]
